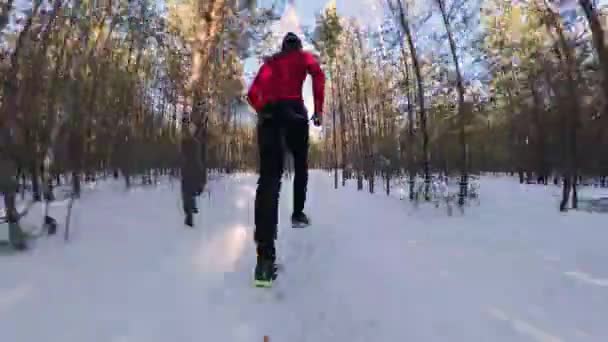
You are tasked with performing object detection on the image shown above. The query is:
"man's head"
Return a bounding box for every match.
[281,32,302,52]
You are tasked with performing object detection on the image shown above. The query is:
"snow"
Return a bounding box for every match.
[1,172,607,342]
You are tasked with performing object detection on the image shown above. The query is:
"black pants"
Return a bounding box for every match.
[181,178,198,215]
[254,107,309,260]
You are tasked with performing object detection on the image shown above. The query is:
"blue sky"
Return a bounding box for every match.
[244,0,384,119]
[243,0,330,120]
[241,0,338,131]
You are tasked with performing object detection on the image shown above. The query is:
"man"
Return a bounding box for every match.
[247,32,325,287]
[180,119,204,227]
[1,119,28,250]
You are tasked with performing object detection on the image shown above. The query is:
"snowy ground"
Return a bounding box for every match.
[1,172,607,342]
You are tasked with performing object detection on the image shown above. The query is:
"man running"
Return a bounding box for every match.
[180,119,204,227]
[247,32,325,287]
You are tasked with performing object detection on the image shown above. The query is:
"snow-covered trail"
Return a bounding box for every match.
[1,172,607,342]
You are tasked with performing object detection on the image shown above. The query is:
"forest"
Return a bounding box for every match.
[1,0,607,238]
[2,2,608,339]
[311,0,608,211]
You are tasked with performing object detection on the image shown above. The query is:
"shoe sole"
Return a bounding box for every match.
[254,279,273,288]
[292,222,310,228]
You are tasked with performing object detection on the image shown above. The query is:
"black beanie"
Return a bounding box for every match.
[281,32,302,52]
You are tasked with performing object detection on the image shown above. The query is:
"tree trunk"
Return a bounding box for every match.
[354,29,375,194]
[386,171,391,196]
[331,61,339,189]
[124,173,131,188]
[336,62,348,187]
[4,190,26,249]
[572,175,578,209]
[580,0,608,119]
[0,1,42,234]
[400,41,416,200]
[3,190,17,223]
[43,163,55,202]
[436,0,467,205]
[72,171,81,198]
[350,38,366,192]
[31,164,41,202]
[393,0,430,200]
[556,12,580,211]
[530,79,547,184]
[0,0,15,33]
[560,176,571,212]
[541,0,581,210]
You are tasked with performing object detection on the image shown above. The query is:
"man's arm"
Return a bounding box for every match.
[247,63,272,113]
[304,52,326,116]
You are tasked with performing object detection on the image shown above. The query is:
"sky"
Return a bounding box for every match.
[243,0,608,121]
[2,0,383,137]
[243,0,385,133]
[240,0,601,133]
[247,0,330,116]
[8,0,601,130]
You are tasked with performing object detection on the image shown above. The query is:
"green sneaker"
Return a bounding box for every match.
[254,258,277,288]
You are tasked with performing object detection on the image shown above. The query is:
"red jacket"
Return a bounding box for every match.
[247,50,325,116]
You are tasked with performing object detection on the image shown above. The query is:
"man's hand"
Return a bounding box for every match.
[312,113,322,127]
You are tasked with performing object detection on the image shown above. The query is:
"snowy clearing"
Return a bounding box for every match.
[1,172,607,342]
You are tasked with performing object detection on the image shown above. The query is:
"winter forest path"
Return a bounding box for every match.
[1,172,607,341]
